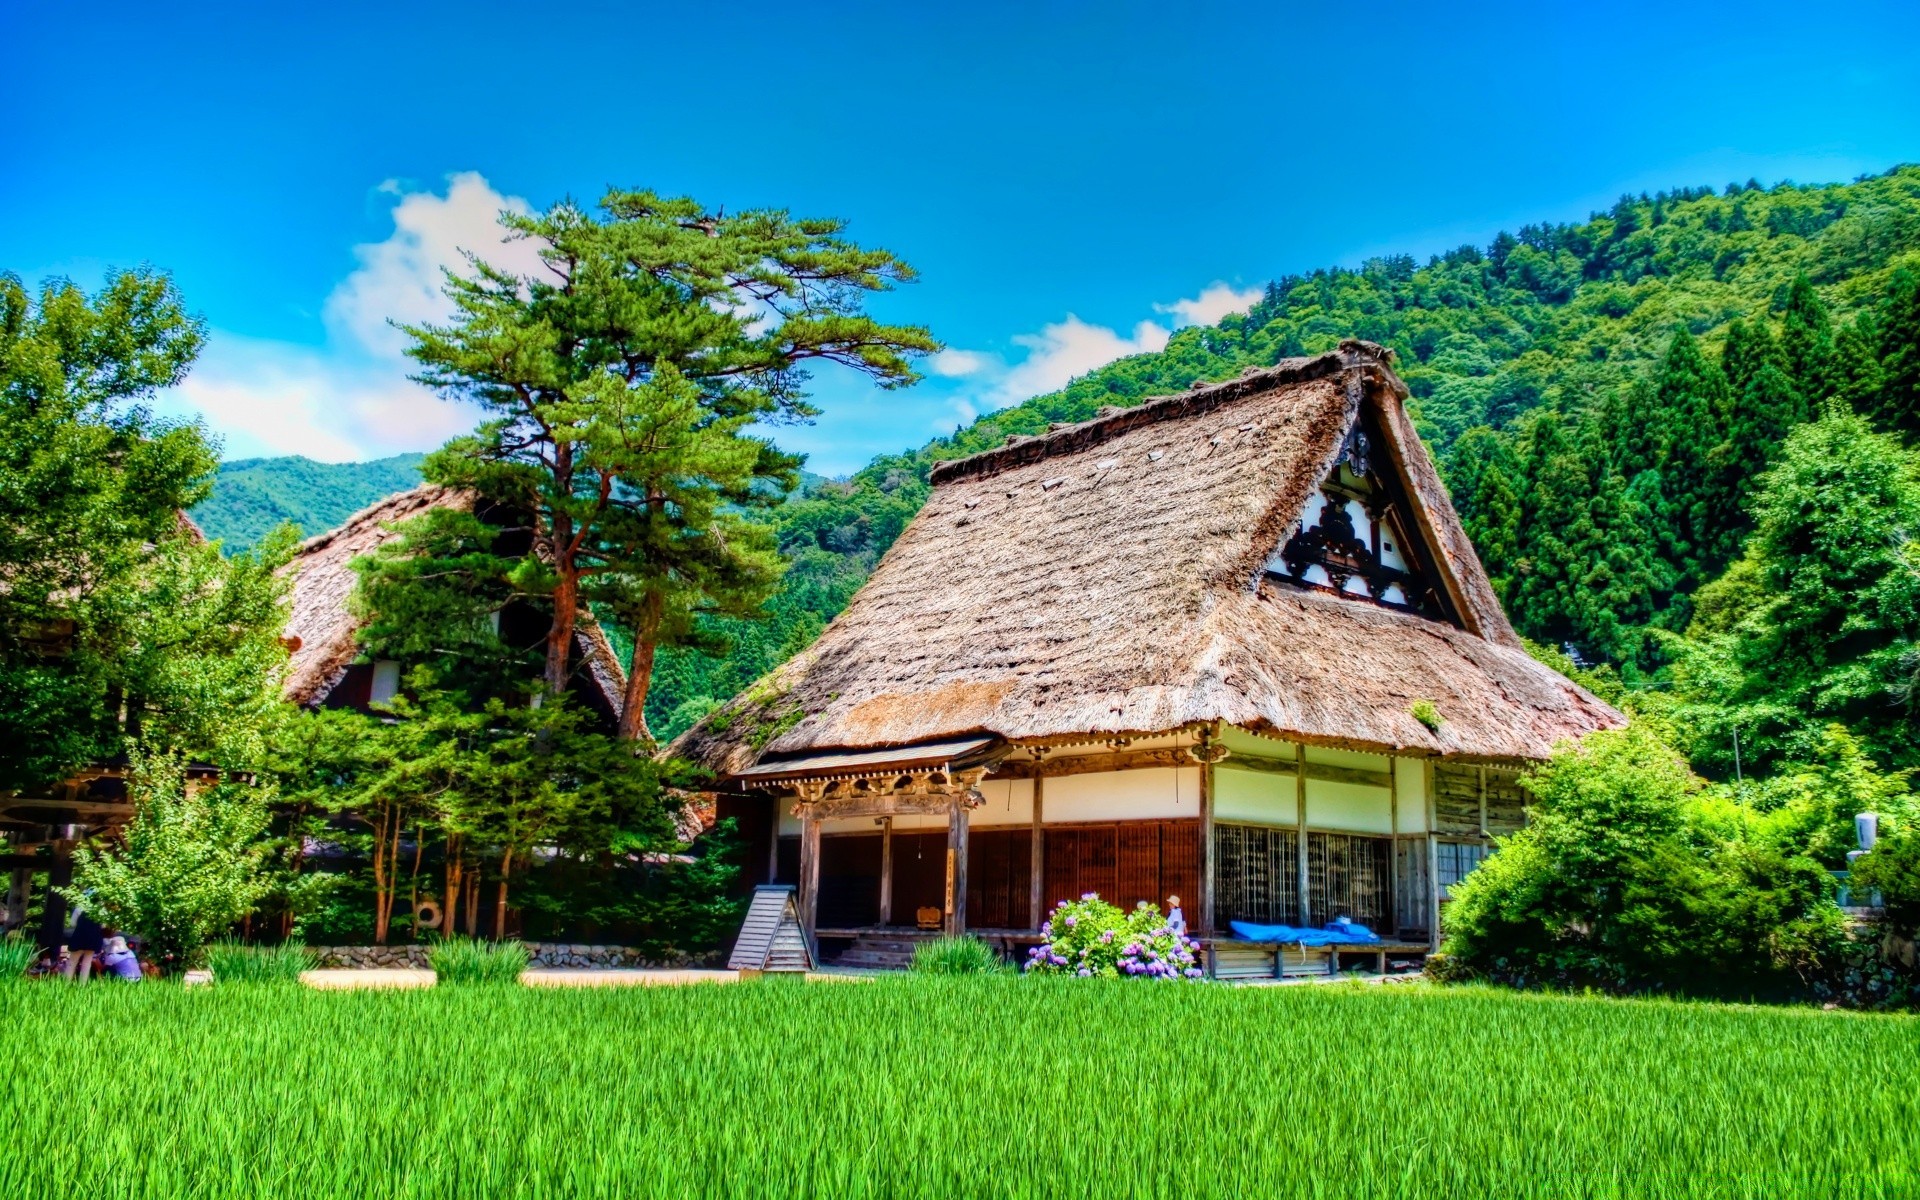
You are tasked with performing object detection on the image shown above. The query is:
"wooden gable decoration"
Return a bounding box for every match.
[1264,411,1460,624]
[728,885,815,974]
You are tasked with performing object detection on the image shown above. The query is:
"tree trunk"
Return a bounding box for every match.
[443,833,464,939]
[544,573,579,698]
[371,805,393,945]
[542,450,579,699]
[616,591,665,742]
[493,852,513,941]
[407,823,424,939]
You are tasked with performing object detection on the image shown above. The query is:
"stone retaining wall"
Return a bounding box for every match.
[311,943,716,970]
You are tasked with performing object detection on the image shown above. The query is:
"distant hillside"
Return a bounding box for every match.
[193,453,427,549]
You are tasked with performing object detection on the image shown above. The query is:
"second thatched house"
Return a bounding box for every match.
[279,485,626,720]
[671,341,1621,972]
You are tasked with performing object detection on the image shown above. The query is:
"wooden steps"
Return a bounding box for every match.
[826,932,935,970]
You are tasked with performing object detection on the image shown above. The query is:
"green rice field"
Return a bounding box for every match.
[2,978,1914,1199]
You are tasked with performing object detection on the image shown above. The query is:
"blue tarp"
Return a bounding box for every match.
[1229,920,1380,945]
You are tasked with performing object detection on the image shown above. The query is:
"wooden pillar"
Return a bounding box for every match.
[798,810,821,943]
[1388,759,1401,936]
[5,867,30,932]
[946,798,969,937]
[1295,744,1311,925]
[766,795,781,884]
[1477,764,1488,837]
[37,845,73,953]
[1426,760,1441,951]
[1028,777,1045,930]
[1199,758,1216,937]
[878,817,894,927]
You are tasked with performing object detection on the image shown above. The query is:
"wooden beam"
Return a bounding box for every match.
[1295,744,1310,925]
[877,817,893,927]
[1427,759,1440,951]
[1028,777,1044,931]
[1216,754,1392,790]
[990,747,1192,780]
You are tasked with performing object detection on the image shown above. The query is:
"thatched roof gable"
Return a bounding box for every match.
[672,342,1620,776]
[279,484,626,714]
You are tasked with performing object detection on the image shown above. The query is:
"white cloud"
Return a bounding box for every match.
[927,348,994,378]
[324,172,541,358]
[161,172,538,462]
[172,335,475,461]
[998,315,1170,403]
[922,280,1264,436]
[1155,281,1261,328]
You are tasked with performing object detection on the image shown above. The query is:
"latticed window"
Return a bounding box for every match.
[1213,823,1300,925]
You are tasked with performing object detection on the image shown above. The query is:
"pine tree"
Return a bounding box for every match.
[1779,275,1836,406]
[1875,267,1920,433]
[403,188,938,739]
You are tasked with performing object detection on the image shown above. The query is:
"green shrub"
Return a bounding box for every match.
[1440,723,1850,998]
[0,931,39,980]
[1851,826,1920,933]
[428,936,529,985]
[909,936,1004,975]
[1024,895,1202,979]
[206,940,315,985]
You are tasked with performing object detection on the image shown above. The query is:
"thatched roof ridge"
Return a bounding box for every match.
[670,342,1620,778]
[280,485,467,706]
[279,484,627,713]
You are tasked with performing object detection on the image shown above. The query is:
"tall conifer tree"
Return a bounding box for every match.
[1875,267,1920,433]
[1652,327,1732,588]
[1779,275,1836,406]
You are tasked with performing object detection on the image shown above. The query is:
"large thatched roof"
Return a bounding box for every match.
[673,341,1620,776]
[279,485,625,713]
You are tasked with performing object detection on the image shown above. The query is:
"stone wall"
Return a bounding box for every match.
[311,943,717,970]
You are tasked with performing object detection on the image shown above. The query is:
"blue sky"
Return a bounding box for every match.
[8,0,1920,475]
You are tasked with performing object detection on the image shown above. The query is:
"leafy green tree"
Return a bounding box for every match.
[62,752,274,972]
[1672,411,1920,773]
[0,270,289,790]
[1444,428,1522,594]
[402,189,939,739]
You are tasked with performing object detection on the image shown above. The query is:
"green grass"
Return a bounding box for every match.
[0,931,38,979]
[908,934,1006,975]
[206,939,315,984]
[0,979,1913,1198]
[426,935,529,984]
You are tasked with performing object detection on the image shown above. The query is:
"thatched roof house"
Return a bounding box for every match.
[279,485,626,719]
[675,341,1619,963]
[677,341,1616,776]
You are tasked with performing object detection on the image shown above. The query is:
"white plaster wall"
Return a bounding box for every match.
[1393,757,1429,834]
[1306,779,1391,834]
[1213,766,1292,824]
[1043,767,1202,822]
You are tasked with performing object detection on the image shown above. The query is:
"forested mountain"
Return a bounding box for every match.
[192,453,426,549]
[646,166,1920,739]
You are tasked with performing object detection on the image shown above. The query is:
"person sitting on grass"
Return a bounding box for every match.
[98,936,142,982]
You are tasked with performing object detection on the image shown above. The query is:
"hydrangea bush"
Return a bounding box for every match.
[1024,894,1204,979]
